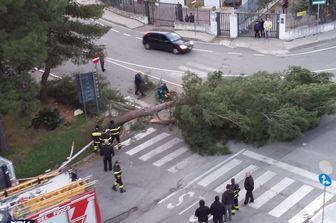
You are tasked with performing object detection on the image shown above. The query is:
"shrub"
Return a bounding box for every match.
[30,108,63,130]
[47,77,80,107]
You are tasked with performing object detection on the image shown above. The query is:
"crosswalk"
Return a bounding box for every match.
[121,127,335,223]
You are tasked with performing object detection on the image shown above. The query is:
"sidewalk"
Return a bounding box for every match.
[100,7,336,55]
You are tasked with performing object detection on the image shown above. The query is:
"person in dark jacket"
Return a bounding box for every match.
[254,20,261,38]
[189,12,195,23]
[100,143,115,172]
[210,196,224,223]
[134,71,145,97]
[244,171,254,205]
[260,18,265,37]
[222,184,234,222]
[99,129,112,146]
[195,199,210,223]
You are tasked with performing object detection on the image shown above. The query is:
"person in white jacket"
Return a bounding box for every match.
[263,17,272,38]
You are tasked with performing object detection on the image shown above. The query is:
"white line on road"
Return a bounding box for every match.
[253,53,265,56]
[313,67,336,72]
[123,33,131,36]
[193,48,213,53]
[33,68,62,79]
[139,138,182,161]
[111,28,119,33]
[121,128,156,147]
[178,65,208,78]
[104,59,183,88]
[277,45,336,57]
[228,52,242,55]
[178,199,202,215]
[135,37,142,40]
[153,146,188,167]
[157,149,246,204]
[186,62,218,72]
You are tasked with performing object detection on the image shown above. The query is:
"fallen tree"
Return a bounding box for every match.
[113,101,174,125]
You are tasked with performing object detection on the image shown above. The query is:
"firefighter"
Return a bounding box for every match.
[91,126,102,154]
[112,160,126,193]
[109,120,122,149]
[99,129,112,146]
[100,141,115,172]
[230,178,240,214]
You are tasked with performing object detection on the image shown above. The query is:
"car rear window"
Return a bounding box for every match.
[166,32,182,42]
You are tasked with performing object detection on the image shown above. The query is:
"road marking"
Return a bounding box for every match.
[242,150,336,193]
[313,67,336,72]
[33,68,62,79]
[139,138,182,161]
[153,146,188,167]
[135,37,142,40]
[250,177,295,209]
[122,128,157,147]
[228,52,242,55]
[167,153,201,173]
[123,33,131,36]
[253,53,265,57]
[186,62,218,72]
[197,159,242,187]
[288,192,334,223]
[238,170,276,202]
[178,198,202,215]
[105,58,183,88]
[269,185,314,218]
[111,28,119,33]
[126,132,170,156]
[157,149,246,204]
[193,48,213,53]
[278,45,336,57]
[178,65,208,77]
[214,164,259,193]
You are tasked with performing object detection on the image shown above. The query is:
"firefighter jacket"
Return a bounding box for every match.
[231,183,240,198]
[109,123,121,136]
[113,164,122,178]
[91,130,102,142]
[100,130,112,145]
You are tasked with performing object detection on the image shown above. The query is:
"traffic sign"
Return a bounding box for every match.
[318,173,332,187]
[92,56,100,64]
[191,0,197,5]
[312,0,326,5]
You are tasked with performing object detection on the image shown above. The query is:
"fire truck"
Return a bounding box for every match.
[0,170,101,223]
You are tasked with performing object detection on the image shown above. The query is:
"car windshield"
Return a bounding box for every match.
[166,32,182,42]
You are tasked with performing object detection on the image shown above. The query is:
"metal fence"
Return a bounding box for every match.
[103,0,146,15]
[217,12,230,36]
[183,7,211,25]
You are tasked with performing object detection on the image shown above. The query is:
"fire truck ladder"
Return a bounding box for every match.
[13,176,96,219]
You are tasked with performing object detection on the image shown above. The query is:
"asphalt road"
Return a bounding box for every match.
[52,21,336,223]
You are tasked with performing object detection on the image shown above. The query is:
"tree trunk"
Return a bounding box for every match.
[0,119,10,153]
[114,101,174,125]
[40,67,50,102]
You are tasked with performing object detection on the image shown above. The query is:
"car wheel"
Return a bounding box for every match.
[172,48,179,54]
[144,43,151,50]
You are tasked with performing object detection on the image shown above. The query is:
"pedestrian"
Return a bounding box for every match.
[210,196,224,223]
[254,20,261,38]
[91,125,102,154]
[109,120,122,149]
[260,18,265,37]
[112,160,126,193]
[189,12,195,23]
[99,54,105,72]
[281,0,288,14]
[263,17,272,39]
[222,184,234,222]
[134,71,145,97]
[185,13,190,22]
[243,171,254,205]
[230,178,240,214]
[100,141,115,172]
[195,199,211,223]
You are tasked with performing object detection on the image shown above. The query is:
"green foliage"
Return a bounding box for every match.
[130,117,149,131]
[142,74,156,92]
[30,108,63,130]
[47,77,81,107]
[0,70,39,118]
[174,67,336,154]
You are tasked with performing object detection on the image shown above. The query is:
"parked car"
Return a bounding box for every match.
[142,31,194,54]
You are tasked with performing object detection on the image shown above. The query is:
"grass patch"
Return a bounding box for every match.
[3,115,95,178]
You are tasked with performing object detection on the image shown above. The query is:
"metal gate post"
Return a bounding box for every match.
[216,12,221,36]
[145,1,151,24]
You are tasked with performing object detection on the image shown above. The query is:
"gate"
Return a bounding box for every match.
[216,12,230,37]
[237,13,279,38]
[146,2,181,27]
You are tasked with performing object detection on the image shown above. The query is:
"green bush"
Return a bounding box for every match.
[47,77,80,107]
[30,108,63,130]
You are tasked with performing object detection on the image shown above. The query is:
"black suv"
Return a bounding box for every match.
[142,31,194,54]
